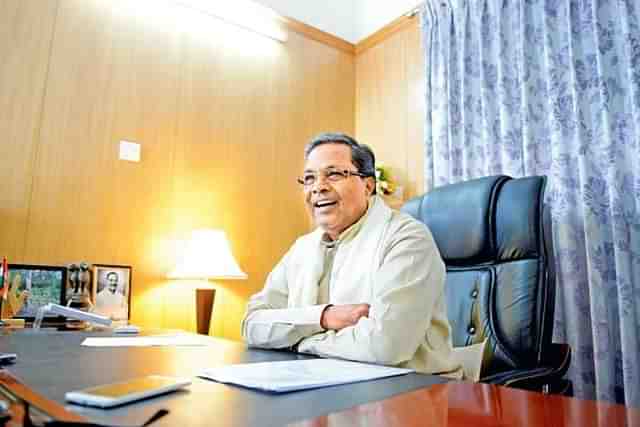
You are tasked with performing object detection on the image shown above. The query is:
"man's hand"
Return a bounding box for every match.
[321,304,370,331]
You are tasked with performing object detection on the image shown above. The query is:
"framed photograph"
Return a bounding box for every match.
[1,264,66,320]
[92,264,131,321]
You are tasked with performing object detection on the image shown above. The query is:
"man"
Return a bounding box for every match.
[0,273,30,319]
[242,133,464,377]
[96,271,126,320]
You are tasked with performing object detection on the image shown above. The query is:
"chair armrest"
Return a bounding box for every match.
[481,367,557,390]
[541,343,571,377]
[481,343,572,392]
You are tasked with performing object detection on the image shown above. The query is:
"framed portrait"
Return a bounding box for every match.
[92,264,131,321]
[1,264,66,320]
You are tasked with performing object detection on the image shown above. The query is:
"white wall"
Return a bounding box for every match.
[253,0,357,42]
[253,0,421,43]
[352,0,422,41]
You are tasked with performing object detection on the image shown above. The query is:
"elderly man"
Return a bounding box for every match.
[242,133,463,377]
[96,271,126,320]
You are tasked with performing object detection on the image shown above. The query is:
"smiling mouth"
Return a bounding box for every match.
[314,200,338,209]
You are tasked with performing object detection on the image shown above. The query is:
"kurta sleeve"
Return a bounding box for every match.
[241,247,330,349]
[296,221,446,365]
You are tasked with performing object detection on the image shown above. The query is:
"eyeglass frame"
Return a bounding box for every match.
[296,168,372,187]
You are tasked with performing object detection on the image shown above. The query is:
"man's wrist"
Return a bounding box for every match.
[320,304,333,330]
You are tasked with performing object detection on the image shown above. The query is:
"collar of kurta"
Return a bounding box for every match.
[316,196,391,247]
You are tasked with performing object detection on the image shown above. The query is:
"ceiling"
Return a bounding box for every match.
[252,0,422,44]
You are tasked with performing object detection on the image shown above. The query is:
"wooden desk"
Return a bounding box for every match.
[0,329,446,426]
[292,382,640,427]
[6,329,636,427]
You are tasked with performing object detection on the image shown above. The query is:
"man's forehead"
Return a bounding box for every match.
[303,164,351,172]
[304,144,353,170]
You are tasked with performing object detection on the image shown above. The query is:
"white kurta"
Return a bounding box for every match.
[95,290,127,320]
[242,196,464,377]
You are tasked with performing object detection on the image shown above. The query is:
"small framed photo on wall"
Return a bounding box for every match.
[92,264,131,321]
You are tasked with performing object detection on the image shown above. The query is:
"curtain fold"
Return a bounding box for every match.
[420,0,640,405]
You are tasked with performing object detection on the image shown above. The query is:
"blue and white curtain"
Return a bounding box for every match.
[420,0,640,405]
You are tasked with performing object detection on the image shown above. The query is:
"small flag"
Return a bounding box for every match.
[1,257,8,301]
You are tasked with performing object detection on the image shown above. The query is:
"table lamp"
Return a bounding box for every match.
[168,229,247,335]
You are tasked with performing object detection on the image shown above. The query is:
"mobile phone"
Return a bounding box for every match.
[64,375,191,408]
[0,353,17,365]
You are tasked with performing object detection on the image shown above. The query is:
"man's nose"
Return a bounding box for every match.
[310,178,330,193]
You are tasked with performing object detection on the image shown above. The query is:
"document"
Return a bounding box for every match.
[81,334,208,347]
[199,359,413,392]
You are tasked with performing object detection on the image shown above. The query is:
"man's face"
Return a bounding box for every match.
[303,144,374,240]
[107,274,118,293]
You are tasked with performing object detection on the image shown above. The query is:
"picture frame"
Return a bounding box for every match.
[2,264,67,320]
[91,264,132,321]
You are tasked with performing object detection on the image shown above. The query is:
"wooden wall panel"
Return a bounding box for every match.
[355,17,425,199]
[0,0,58,259]
[0,0,354,339]
[170,15,354,339]
[25,0,183,329]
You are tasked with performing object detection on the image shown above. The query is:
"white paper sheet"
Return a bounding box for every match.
[199,359,414,392]
[81,335,208,347]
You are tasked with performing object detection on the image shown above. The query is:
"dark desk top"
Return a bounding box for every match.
[1,329,447,426]
[291,382,640,427]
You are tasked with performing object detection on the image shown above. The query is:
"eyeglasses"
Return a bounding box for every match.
[297,168,368,187]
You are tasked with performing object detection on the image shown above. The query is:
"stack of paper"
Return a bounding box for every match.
[81,335,208,347]
[199,359,413,392]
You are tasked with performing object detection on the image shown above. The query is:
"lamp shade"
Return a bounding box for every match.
[168,229,247,279]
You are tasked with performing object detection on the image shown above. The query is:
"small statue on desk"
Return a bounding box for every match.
[65,262,93,328]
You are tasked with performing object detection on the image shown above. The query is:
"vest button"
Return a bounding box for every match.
[468,326,476,334]
[471,289,478,298]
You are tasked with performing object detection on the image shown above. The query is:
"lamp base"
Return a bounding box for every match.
[195,288,216,335]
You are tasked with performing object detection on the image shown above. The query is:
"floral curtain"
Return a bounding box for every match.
[420,0,640,405]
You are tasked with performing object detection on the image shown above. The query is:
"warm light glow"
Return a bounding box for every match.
[174,0,287,42]
[168,229,248,279]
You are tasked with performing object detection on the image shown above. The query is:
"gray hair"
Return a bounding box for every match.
[304,133,377,194]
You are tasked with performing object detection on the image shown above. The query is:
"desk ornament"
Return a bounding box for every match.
[64,262,94,329]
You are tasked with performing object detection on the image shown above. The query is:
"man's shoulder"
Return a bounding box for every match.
[384,209,441,251]
[389,209,431,235]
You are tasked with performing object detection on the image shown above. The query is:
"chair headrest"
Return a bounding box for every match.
[403,176,508,265]
[402,175,546,266]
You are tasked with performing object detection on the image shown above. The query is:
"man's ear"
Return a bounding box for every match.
[365,177,375,196]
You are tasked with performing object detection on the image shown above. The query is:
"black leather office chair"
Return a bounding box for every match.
[402,175,571,393]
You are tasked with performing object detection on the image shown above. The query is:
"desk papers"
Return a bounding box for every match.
[81,335,208,347]
[199,359,413,392]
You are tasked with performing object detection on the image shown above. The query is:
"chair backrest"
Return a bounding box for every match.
[402,175,555,376]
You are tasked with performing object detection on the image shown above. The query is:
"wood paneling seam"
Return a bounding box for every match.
[23,0,61,261]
